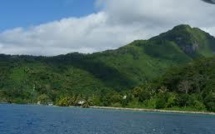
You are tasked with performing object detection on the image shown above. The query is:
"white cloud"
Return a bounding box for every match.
[0,0,215,55]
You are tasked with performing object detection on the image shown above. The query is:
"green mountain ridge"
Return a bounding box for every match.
[0,24,215,105]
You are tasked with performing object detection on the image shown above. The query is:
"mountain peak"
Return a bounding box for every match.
[149,24,215,57]
[172,24,192,31]
[166,24,196,37]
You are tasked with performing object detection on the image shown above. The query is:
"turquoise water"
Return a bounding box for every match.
[0,104,215,134]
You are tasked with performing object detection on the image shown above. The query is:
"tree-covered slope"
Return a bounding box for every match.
[0,24,215,104]
[127,57,215,112]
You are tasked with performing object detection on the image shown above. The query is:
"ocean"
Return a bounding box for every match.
[0,104,214,134]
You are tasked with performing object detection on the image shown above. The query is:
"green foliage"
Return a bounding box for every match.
[135,88,151,102]
[204,93,215,112]
[37,94,51,105]
[150,57,215,112]
[165,93,177,108]
[123,55,215,112]
[56,96,74,106]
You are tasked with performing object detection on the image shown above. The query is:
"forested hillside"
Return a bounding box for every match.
[121,57,215,112]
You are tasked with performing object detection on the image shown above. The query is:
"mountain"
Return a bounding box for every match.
[0,24,215,104]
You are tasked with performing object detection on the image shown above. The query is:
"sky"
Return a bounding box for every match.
[0,0,215,56]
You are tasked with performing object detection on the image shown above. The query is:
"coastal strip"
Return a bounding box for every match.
[91,106,215,115]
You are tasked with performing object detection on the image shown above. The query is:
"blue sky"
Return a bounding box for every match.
[0,0,215,56]
[0,0,96,31]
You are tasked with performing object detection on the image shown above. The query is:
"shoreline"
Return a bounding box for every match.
[91,106,215,115]
[1,103,215,115]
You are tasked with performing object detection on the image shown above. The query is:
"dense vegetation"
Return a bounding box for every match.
[123,57,215,112]
[0,24,215,112]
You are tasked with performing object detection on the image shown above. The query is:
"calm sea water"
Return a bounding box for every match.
[0,104,215,134]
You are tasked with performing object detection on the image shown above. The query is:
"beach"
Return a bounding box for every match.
[91,106,215,115]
